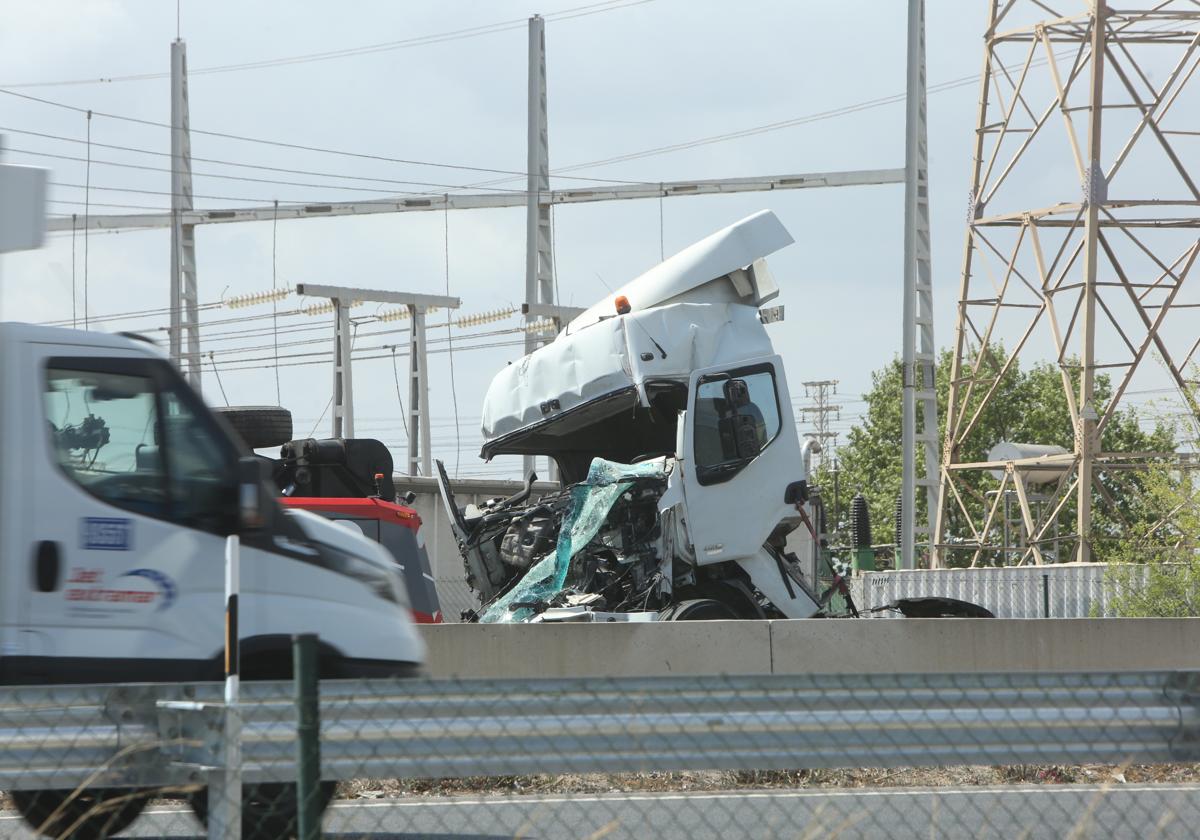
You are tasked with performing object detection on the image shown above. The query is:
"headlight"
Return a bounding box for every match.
[317,545,402,605]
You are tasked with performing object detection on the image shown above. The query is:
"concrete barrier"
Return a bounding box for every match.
[420,618,1200,678]
[423,620,772,679]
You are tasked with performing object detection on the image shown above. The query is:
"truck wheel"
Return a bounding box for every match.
[11,788,148,840]
[188,781,337,840]
[659,598,740,621]
[214,406,294,450]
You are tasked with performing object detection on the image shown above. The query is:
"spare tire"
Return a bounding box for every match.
[214,406,293,450]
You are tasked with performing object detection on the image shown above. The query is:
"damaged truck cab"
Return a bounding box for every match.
[440,210,827,622]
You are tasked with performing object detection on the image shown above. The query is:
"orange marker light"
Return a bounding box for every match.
[614,295,631,315]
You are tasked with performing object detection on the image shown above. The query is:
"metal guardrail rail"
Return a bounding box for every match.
[1,672,1199,792]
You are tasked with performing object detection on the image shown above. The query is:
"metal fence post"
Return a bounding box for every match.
[1042,573,1051,618]
[294,633,322,840]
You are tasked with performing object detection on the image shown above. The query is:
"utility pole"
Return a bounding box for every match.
[296,284,460,477]
[901,0,937,572]
[799,380,841,471]
[170,38,201,388]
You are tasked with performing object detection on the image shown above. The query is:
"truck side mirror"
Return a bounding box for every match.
[237,456,267,532]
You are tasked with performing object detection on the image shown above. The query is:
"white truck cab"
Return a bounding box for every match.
[0,322,425,684]
[441,210,827,622]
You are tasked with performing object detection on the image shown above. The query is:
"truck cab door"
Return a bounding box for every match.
[679,355,803,564]
[21,342,247,681]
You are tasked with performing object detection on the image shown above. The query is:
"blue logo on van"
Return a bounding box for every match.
[81,518,133,551]
[118,569,177,611]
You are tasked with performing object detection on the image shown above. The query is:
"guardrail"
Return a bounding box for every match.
[4,672,1200,788]
[4,671,1200,838]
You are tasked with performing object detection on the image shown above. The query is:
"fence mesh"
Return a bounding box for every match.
[2,671,1199,839]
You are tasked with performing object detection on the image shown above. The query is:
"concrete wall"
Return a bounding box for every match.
[420,618,1200,678]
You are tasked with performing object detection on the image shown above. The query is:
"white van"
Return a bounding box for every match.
[0,322,426,680]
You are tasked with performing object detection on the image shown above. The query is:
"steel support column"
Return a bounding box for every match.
[170,39,201,389]
[407,304,432,478]
[902,0,937,570]
[524,14,554,481]
[1075,1,1107,564]
[331,299,354,438]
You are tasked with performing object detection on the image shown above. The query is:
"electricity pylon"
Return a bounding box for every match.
[934,1,1200,568]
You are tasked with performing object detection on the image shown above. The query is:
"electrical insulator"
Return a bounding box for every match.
[376,308,411,323]
[454,307,516,329]
[850,493,872,550]
[224,287,291,309]
[302,299,362,316]
[894,494,903,551]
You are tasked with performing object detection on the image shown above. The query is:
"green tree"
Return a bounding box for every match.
[813,348,1174,566]
[1105,403,1200,616]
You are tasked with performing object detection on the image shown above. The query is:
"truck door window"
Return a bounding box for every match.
[693,365,781,485]
[44,366,169,517]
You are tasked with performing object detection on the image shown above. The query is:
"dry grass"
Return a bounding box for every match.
[4,764,1193,812]
[333,763,1200,799]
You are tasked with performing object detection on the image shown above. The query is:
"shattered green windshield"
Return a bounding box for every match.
[479,457,668,623]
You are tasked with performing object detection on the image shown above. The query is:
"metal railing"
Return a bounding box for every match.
[4,669,1200,838]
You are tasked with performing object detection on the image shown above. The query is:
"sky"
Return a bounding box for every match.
[0,0,1194,479]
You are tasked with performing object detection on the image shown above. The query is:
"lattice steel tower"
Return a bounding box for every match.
[799,380,842,470]
[934,1,1200,567]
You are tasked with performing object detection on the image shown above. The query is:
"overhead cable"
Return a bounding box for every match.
[0,87,641,185]
[0,1,651,88]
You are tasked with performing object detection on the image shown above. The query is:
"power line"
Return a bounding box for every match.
[214,336,528,373]
[0,127,614,191]
[50,180,293,204]
[6,146,536,196]
[0,87,643,186]
[49,197,171,211]
[0,1,651,88]
[83,110,92,330]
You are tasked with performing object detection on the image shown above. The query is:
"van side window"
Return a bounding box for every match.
[692,365,781,485]
[160,386,238,532]
[44,367,169,518]
[44,360,239,532]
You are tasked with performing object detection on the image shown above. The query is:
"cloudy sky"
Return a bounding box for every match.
[1,1,1192,478]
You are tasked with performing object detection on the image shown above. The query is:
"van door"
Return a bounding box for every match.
[22,343,246,681]
[680,355,803,563]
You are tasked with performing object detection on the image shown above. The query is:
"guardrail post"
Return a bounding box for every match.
[209,533,243,840]
[294,633,322,840]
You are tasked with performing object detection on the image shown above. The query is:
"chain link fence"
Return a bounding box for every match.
[4,667,1200,838]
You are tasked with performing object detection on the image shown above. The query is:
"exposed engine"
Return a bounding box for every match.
[442,460,676,622]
